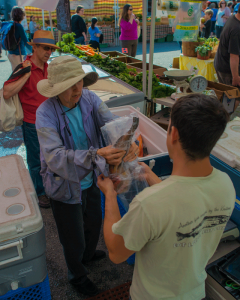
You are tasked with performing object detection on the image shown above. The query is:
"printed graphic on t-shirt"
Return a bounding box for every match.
[173,206,232,247]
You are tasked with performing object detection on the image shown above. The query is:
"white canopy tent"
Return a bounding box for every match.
[17,0,60,35]
[17,0,156,110]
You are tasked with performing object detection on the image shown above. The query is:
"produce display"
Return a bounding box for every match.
[56,32,176,99]
[84,55,176,98]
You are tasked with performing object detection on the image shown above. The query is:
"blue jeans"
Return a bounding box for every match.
[75,36,85,45]
[216,25,223,39]
[21,121,45,196]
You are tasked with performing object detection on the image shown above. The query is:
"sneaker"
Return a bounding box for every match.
[82,250,106,264]
[38,195,51,208]
[74,277,99,296]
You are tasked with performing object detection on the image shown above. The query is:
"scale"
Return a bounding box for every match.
[164,70,208,100]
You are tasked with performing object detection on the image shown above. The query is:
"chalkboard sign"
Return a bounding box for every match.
[56,0,71,32]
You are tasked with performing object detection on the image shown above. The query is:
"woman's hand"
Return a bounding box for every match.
[97,146,126,165]
[123,142,140,162]
[135,18,140,25]
[97,174,117,196]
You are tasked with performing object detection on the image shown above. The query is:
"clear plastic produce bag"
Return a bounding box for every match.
[173,0,201,42]
[101,114,149,210]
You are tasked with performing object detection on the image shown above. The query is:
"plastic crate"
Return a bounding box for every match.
[166,34,174,42]
[100,43,109,48]
[101,192,136,265]
[154,38,165,43]
[0,275,51,300]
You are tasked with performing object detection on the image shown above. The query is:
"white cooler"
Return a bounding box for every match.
[110,105,168,161]
[212,117,240,171]
[0,155,47,296]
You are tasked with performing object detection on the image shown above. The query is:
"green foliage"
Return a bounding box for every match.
[195,44,213,56]
[56,32,85,57]
[83,56,175,98]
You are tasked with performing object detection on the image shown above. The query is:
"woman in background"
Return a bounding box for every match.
[119,4,139,57]
[8,6,32,71]
[88,17,102,51]
[216,0,231,38]
[29,15,38,40]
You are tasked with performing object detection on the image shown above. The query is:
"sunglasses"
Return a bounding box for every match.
[41,46,56,52]
[129,8,133,11]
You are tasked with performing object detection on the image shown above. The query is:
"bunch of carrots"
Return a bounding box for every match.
[76,45,96,57]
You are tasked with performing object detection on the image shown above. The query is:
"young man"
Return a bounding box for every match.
[200,9,213,38]
[214,5,240,113]
[3,30,60,208]
[98,94,236,300]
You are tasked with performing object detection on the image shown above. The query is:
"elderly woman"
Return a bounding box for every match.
[36,55,139,297]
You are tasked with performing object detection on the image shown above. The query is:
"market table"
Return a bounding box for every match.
[53,27,114,46]
[179,54,217,81]
[145,25,173,41]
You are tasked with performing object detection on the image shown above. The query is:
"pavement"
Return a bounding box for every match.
[0,42,236,300]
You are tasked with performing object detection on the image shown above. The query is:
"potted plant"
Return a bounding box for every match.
[195,44,212,60]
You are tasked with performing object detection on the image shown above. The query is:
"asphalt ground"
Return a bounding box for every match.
[0,42,238,300]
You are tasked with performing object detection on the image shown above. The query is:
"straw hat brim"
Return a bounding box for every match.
[27,42,60,49]
[37,72,98,98]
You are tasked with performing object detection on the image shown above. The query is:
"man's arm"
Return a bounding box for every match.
[98,175,135,264]
[3,72,30,100]
[230,54,240,86]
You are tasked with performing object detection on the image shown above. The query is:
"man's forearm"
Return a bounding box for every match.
[3,74,29,100]
[230,54,239,79]
[103,192,122,256]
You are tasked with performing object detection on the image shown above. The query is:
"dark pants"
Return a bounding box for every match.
[75,36,85,45]
[121,39,138,57]
[216,25,223,39]
[21,121,44,196]
[89,40,100,51]
[211,20,216,34]
[50,183,102,284]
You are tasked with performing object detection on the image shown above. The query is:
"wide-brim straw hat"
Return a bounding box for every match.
[28,30,60,49]
[37,55,98,98]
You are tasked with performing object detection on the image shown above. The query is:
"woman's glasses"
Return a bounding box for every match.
[129,8,133,11]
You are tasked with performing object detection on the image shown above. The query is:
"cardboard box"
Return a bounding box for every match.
[150,107,171,131]
[113,56,141,64]
[100,51,127,58]
[207,81,240,114]
[172,57,180,69]
[127,62,167,76]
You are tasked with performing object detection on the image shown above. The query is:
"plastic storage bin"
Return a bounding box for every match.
[109,105,168,161]
[0,275,51,300]
[0,155,47,296]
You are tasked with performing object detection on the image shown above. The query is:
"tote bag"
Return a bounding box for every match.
[0,89,23,131]
[0,64,31,132]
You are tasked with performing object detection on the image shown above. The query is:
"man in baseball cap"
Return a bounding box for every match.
[3,30,60,208]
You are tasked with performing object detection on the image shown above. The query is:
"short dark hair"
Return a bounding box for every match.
[30,15,34,21]
[11,6,24,22]
[75,5,84,13]
[170,94,229,160]
[228,1,233,7]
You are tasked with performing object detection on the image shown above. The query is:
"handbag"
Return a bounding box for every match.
[0,64,31,132]
[137,25,141,38]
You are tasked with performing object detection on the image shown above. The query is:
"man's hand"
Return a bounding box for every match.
[138,162,162,186]
[123,142,139,162]
[97,174,117,197]
[97,146,126,165]
[232,76,240,87]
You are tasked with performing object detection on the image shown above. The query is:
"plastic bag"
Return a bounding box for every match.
[173,1,201,42]
[101,114,149,210]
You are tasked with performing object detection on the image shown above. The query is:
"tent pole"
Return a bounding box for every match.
[147,0,156,115]
[142,0,147,102]
[49,11,53,36]
[42,10,45,29]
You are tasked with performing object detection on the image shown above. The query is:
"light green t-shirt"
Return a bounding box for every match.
[112,168,236,300]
